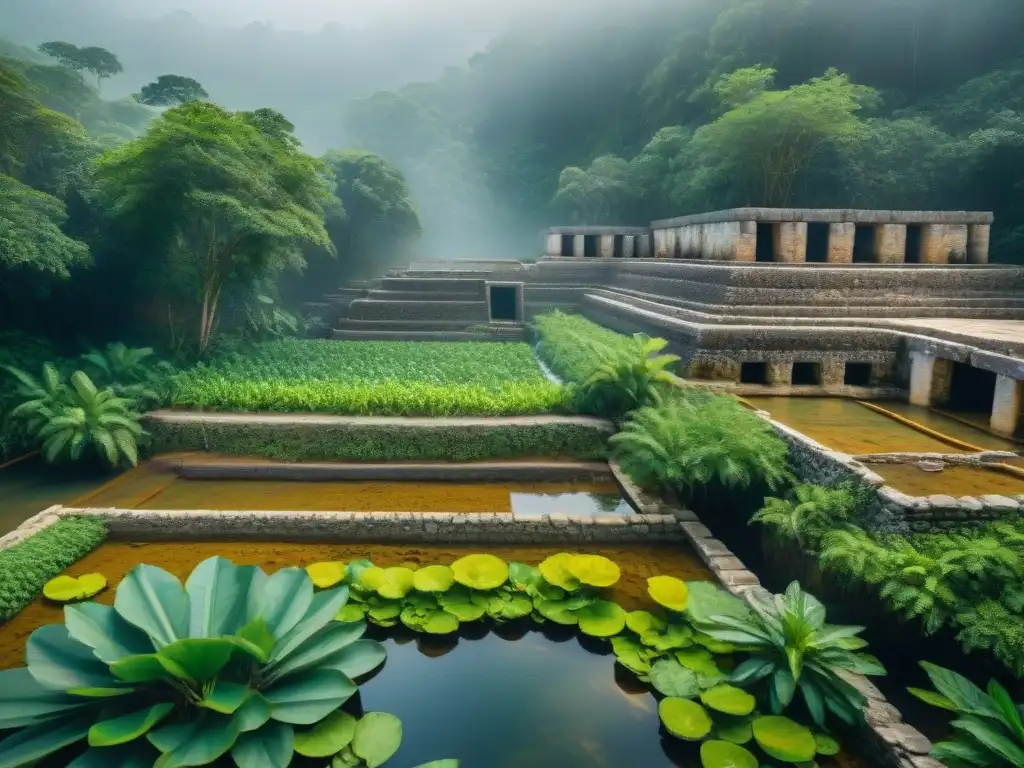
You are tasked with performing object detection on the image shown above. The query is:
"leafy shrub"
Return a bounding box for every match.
[5,364,146,466]
[751,482,873,550]
[0,556,388,766]
[610,392,792,500]
[80,341,175,407]
[0,330,61,461]
[0,516,107,621]
[573,334,679,417]
[695,581,886,728]
[170,339,569,416]
[533,310,634,384]
[909,662,1024,766]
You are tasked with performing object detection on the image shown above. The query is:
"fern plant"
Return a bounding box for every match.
[610,393,792,500]
[573,333,680,417]
[752,483,864,550]
[80,341,174,407]
[5,365,146,467]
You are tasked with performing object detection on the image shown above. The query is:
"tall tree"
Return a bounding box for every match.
[94,102,334,352]
[0,174,89,277]
[38,42,122,91]
[135,74,209,107]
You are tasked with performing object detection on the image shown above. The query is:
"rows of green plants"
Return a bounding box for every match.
[9,550,1012,768]
[169,340,569,416]
[534,310,636,384]
[752,483,1024,682]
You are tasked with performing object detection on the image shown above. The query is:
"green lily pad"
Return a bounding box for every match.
[422,612,460,635]
[438,586,488,621]
[294,710,357,757]
[451,554,508,590]
[360,567,415,600]
[567,554,621,587]
[486,592,533,621]
[752,716,816,762]
[367,599,403,626]
[701,685,756,716]
[533,597,579,625]
[611,636,655,678]
[336,603,367,622]
[508,562,541,593]
[413,565,455,593]
[575,599,627,637]
[626,610,666,635]
[644,621,693,652]
[700,740,758,768]
[306,562,346,589]
[43,573,107,602]
[648,575,689,612]
[714,716,753,745]
[674,646,720,676]
[650,659,701,698]
[352,712,403,768]
[658,697,712,740]
[693,631,739,654]
[538,553,580,591]
[814,733,841,756]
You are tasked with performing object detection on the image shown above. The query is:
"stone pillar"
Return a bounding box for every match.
[909,352,953,407]
[637,234,651,258]
[545,233,561,257]
[766,361,792,386]
[735,221,757,262]
[598,234,615,258]
[968,224,991,264]
[772,222,807,263]
[873,224,906,264]
[990,375,1022,437]
[826,223,855,264]
[660,228,677,259]
[946,224,968,264]
[919,224,967,265]
[653,229,668,258]
[572,234,585,258]
[623,236,636,259]
[687,359,741,382]
[821,359,845,387]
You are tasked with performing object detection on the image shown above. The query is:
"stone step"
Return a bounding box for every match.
[333,319,485,332]
[331,329,526,342]
[380,277,488,292]
[346,299,490,322]
[365,289,485,302]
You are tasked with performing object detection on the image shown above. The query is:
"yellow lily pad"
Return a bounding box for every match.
[412,565,455,593]
[306,562,346,589]
[360,567,415,600]
[538,553,580,591]
[648,575,689,612]
[567,554,621,588]
[450,554,508,591]
[43,573,108,603]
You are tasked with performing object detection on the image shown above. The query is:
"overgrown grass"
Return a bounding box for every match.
[533,311,634,384]
[149,419,611,462]
[170,340,569,416]
[0,516,107,621]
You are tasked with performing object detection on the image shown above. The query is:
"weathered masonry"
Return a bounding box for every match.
[544,209,993,265]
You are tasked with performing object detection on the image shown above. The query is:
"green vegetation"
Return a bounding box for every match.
[534,311,635,384]
[0,515,106,621]
[909,662,1024,767]
[170,339,568,416]
[754,485,1024,679]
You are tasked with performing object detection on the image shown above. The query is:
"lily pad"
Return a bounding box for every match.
[611,636,655,678]
[43,573,107,603]
[421,612,460,635]
[700,740,758,768]
[714,716,753,745]
[336,603,367,622]
[508,562,541,593]
[533,597,579,625]
[293,710,357,757]
[360,567,415,600]
[486,592,533,621]
[438,586,489,621]
[658,697,712,740]
[567,554,621,588]
[675,646,721,676]
[413,565,455,593]
[700,685,756,716]
[752,716,816,763]
[643,622,693,652]
[814,733,841,756]
[305,562,346,589]
[352,712,403,768]
[650,659,700,698]
[626,610,666,635]
[538,553,580,591]
[575,599,627,637]
[648,575,689,612]
[450,554,508,591]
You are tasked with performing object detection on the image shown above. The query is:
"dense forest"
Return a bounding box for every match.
[1,0,1023,363]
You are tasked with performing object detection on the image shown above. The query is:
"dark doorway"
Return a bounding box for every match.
[583,236,597,257]
[852,226,874,263]
[613,234,624,258]
[948,362,996,415]
[740,362,768,384]
[792,362,822,385]
[806,222,829,263]
[905,225,922,264]
[755,224,774,262]
[489,286,518,321]
[560,234,574,257]
[844,362,873,386]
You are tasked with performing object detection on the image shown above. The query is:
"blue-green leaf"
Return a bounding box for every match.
[88,702,174,747]
[264,620,365,683]
[0,667,88,729]
[0,711,94,768]
[114,564,190,648]
[26,624,121,691]
[264,668,357,725]
[271,586,351,663]
[68,741,162,767]
[352,712,403,768]
[151,713,241,768]
[185,556,244,638]
[319,638,387,681]
[920,662,1000,720]
[110,652,182,683]
[201,681,252,714]
[64,603,155,664]
[258,568,313,640]
[230,721,293,768]
[771,668,796,708]
[952,715,1024,765]
[157,637,236,681]
[234,693,272,733]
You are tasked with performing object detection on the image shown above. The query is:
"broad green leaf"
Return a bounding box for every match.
[771,668,797,709]
[413,565,456,593]
[114,563,190,648]
[264,620,367,683]
[352,712,403,768]
[337,604,367,622]
[988,679,1024,744]
[361,566,416,599]
[185,556,243,638]
[43,573,107,602]
[952,715,1024,765]
[151,713,241,768]
[626,610,666,635]
[264,668,357,725]
[201,680,252,714]
[685,581,750,626]
[575,599,627,637]
[68,742,161,767]
[230,721,294,768]
[0,668,89,729]
[439,586,489,621]
[88,702,174,747]
[26,624,120,691]
[293,710,357,757]
[659,697,712,740]
[507,562,541,592]
[232,617,276,663]
[146,721,193,754]
[814,733,840,756]
[271,587,351,664]
[412,762,460,768]
[714,717,753,745]
[650,659,701,698]
[0,712,95,768]
[538,553,580,591]
[422,611,460,634]
[675,646,720,676]
[64,603,155,664]
[919,662,1000,720]
[730,656,774,686]
[451,554,508,591]
[68,686,136,697]
[701,685,756,716]
[533,597,579,625]
[752,715,816,762]
[234,693,272,733]
[111,652,182,683]
[158,637,236,681]
[306,561,346,589]
[700,739,758,768]
[567,554,621,587]
[259,567,314,640]
[332,747,362,767]
[907,687,957,711]
[648,576,689,612]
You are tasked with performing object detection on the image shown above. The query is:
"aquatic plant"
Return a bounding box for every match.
[4,364,146,466]
[42,572,107,602]
[695,581,885,728]
[572,333,680,417]
[909,662,1024,767]
[610,393,792,500]
[0,555,387,766]
[0,516,107,621]
[169,339,568,417]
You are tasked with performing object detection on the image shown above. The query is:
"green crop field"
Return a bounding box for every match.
[169,340,568,416]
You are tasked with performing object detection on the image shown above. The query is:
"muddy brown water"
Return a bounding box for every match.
[865,461,1024,496]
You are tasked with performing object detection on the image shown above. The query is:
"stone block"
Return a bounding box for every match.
[679,521,713,539]
[826,222,855,263]
[980,495,1020,514]
[717,570,759,587]
[967,223,990,264]
[766,360,792,386]
[957,496,983,513]
[874,725,932,756]
[772,222,808,263]
[874,224,907,263]
[990,375,1022,437]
